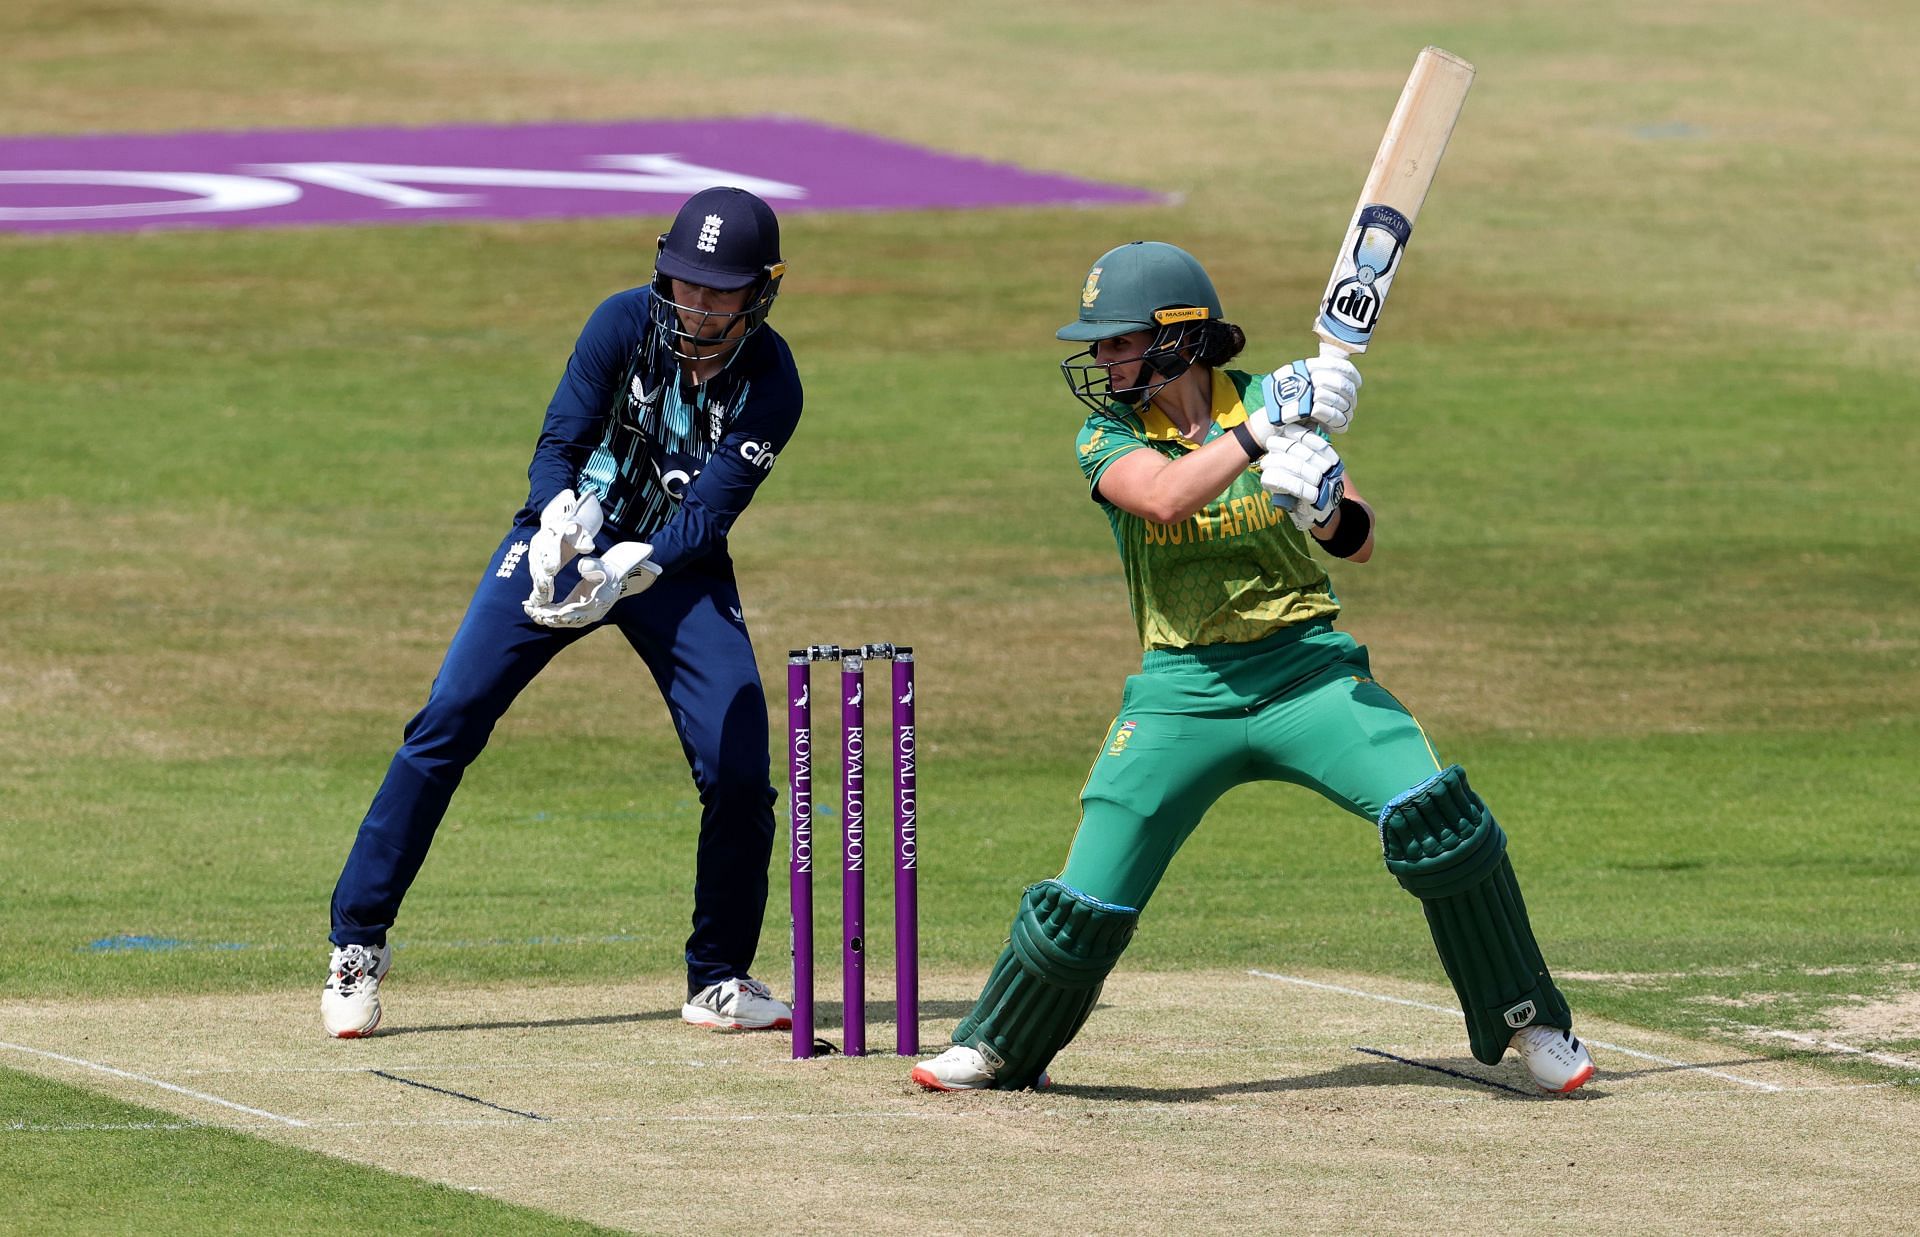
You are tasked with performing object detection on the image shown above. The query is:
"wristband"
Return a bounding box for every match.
[1230,421,1262,462]
[1313,496,1372,558]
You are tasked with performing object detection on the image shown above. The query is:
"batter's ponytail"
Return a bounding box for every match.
[1194,320,1246,367]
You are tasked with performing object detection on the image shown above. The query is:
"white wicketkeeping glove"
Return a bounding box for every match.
[526,488,605,608]
[1250,345,1362,446]
[1259,425,1346,531]
[523,540,661,629]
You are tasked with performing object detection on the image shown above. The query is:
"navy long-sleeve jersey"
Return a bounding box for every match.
[517,286,803,577]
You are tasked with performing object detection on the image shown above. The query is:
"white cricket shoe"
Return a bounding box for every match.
[322,943,391,1038]
[1510,1024,1595,1093]
[681,977,793,1031]
[910,1045,1049,1092]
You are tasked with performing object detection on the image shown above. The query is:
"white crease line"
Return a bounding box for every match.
[10,1079,1895,1137]
[1246,970,1782,1092]
[296,1106,1281,1128]
[175,1059,739,1076]
[303,1111,981,1129]
[1757,1029,1920,1071]
[0,1040,309,1127]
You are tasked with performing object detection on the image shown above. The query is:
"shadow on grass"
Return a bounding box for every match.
[374,998,976,1038]
[1048,1050,1788,1102]
[1048,1054,1592,1103]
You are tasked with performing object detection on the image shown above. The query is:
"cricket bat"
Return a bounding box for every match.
[1313,46,1475,356]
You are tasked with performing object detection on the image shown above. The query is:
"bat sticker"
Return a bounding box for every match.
[1316,204,1414,349]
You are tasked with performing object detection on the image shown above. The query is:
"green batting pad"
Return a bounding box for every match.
[1380,765,1572,1065]
[951,880,1139,1089]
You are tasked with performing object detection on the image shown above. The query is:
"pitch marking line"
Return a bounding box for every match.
[300,1111,978,1130]
[1247,970,1783,1092]
[175,1058,741,1076]
[1754,1029,1920,1071]
[0,1039,309,1126]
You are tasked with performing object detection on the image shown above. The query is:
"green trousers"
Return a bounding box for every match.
[1063,621,1442,910]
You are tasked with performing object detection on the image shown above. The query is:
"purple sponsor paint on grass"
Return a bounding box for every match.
[85,935,251,952]
[841,652,867,1058]
[788,653,815,1061]
[893,651,919,1057]
[0,117,1162,234]
[87,935,188,952]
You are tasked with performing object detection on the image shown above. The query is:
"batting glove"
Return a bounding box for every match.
[1259,425,1346,531]
[526,488,604,608]
[523,540,660,629]
[1251,346,1362,446]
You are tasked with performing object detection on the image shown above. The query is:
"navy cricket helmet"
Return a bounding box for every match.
[651,186,787,363]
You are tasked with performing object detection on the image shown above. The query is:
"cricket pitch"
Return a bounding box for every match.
[6,968,1917,1232]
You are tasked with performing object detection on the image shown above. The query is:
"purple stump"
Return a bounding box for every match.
[787,654,814,1060]
[841,653,867,1057]
[892,650,919,1056]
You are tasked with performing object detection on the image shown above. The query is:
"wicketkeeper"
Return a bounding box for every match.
[912,241,1595,1094]
[322,187,801,1038]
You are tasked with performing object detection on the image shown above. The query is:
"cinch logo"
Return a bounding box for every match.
[658,448,706,500]
[496,540,528,578]
[739,440,777,470]
[696,212,724,253]
[1107,719,1137,756]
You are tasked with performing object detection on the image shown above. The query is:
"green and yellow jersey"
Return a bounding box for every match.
[1075,367,1339,650]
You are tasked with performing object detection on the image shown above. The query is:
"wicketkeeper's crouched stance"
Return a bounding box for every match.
[912,243,1594,1095]
[322,188,802,1039]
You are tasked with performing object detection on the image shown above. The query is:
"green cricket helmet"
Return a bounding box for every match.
[1058,241,1224,413]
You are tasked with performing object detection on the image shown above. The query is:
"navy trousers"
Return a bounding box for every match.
[329,520,778,994]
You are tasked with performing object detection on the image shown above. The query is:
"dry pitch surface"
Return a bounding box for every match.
[6,969,1917,1233]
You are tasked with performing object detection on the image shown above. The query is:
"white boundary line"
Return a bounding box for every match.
[0,1040,309,1127]
[1246,970,1784,1092]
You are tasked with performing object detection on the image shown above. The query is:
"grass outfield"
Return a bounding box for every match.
[3,0,1917,1229]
